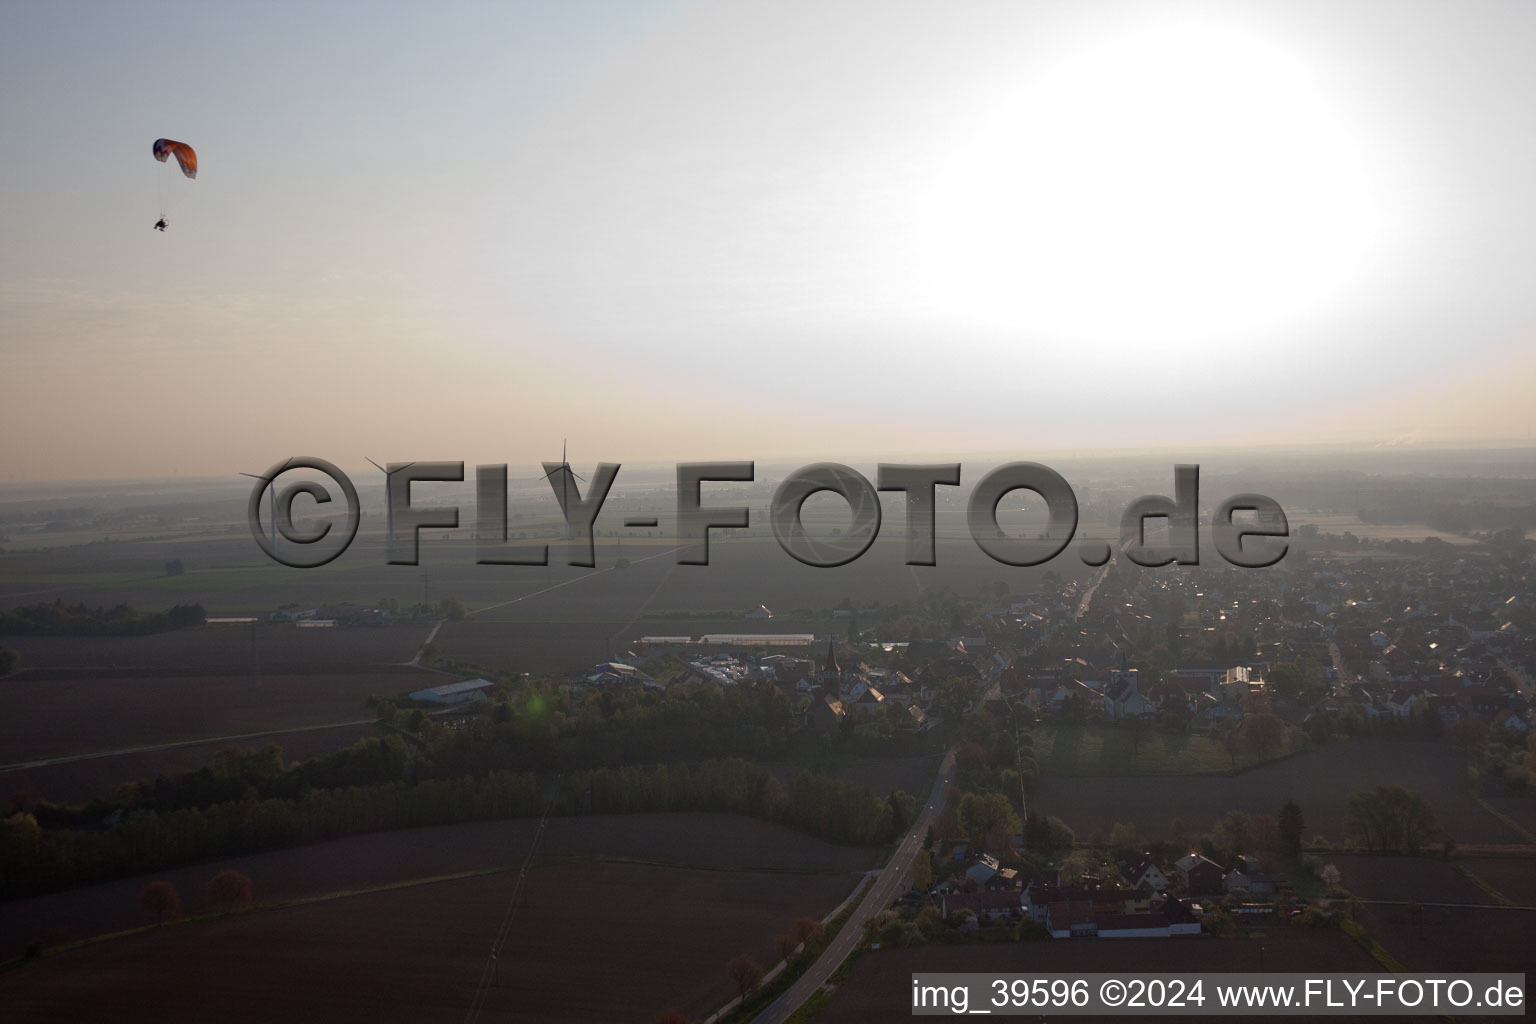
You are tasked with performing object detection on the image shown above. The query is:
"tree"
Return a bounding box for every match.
[1250,814,1281,859]
[1267,660,1321,702]
[1108,822,1142,858]
[164,559,185,577]
[0,647,18,677]
[1203,908,1236,938]
[910,850,933,892]
[1060,848,1100,881]
[207,869,254,913]
[1218,723,1242,769]
[1240,713,1286,758]
[139,880,183,924]
[1127,716,1156,754]
[1212,810,1251,857]
[774,933,799,962]
[1278,800,1305,858]
[933,678,981,719]
[726,954,764,1003]
[957,791,1021,851]
[887,791,913,834]
[1320,863,1342,891]
[794,916,825,949]
[1023,812,1048,853]
[1343,785,1439,854]
[1044,816,1075,853]
[438,596,467,621]
[1304,712,1334,746]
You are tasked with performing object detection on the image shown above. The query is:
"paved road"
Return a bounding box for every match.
[750,749,957,1024]
[1074,535,1133,621]
[1327,640,1351,690]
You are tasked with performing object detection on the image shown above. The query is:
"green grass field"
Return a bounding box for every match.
[1033,724,1299,776]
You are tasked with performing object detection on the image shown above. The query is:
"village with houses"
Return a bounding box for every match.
[362,526,1536,965]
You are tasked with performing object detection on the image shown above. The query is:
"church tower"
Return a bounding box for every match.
[820,637,841,690]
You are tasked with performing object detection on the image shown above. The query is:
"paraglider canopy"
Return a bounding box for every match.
[153,139,197,179]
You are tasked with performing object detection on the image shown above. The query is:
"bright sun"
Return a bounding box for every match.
[913,22,1381,355]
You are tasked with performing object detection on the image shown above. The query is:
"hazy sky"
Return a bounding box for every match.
[2,0,1534,481]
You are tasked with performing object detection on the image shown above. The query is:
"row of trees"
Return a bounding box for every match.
[46,678,810,830]
[563,759,909,847]
[1,769,543,900]
[140,869,254,923]
[3,754,912,900]
[440,679,804,773]
[721,914,826,1007]
[0,600,205,635]
[1342,785,1441,854]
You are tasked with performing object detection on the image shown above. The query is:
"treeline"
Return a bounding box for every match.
[2,770,541,900]
[36,741,414,823]
[31,682,849,829]
[1306,702,1448,741]
[420,680,802,772]
[33,682,805,828]
[0,600,205,636]
[559,759,906,846]
[3,754,906,900]
[1343,785,1441,855]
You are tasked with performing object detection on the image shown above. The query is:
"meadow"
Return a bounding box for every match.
[1031,723,1302,776]
[1032,739,1527,845]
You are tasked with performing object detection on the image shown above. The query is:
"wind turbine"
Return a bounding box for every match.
[366,458,415,548]
[240,460,289,556]
[543,440,585,541]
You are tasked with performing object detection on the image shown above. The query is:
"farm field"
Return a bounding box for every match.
[1032,724,1302,776]
[0,620,438,773]
[0,860,857,1024]
[1458,856,1536,906]
[1481,794,1536,838]
[0,721,385,806]
[2,623,426,675]
[1355,902,1536,976]
[1326,854,1497,905]
[3,523,1091,681]
[0,812,878,963]
[434,616,838,676]
[1032,740,1522,844]
[758,755,942,801]
[1,524,1086,626]
[0,667,427,764]
[815,926,1393,1023]
[1290,513,1478,546]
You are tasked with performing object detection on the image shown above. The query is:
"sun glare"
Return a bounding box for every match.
[913,22,1382,357]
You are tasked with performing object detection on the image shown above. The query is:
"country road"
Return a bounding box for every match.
[750,748,957,1024]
